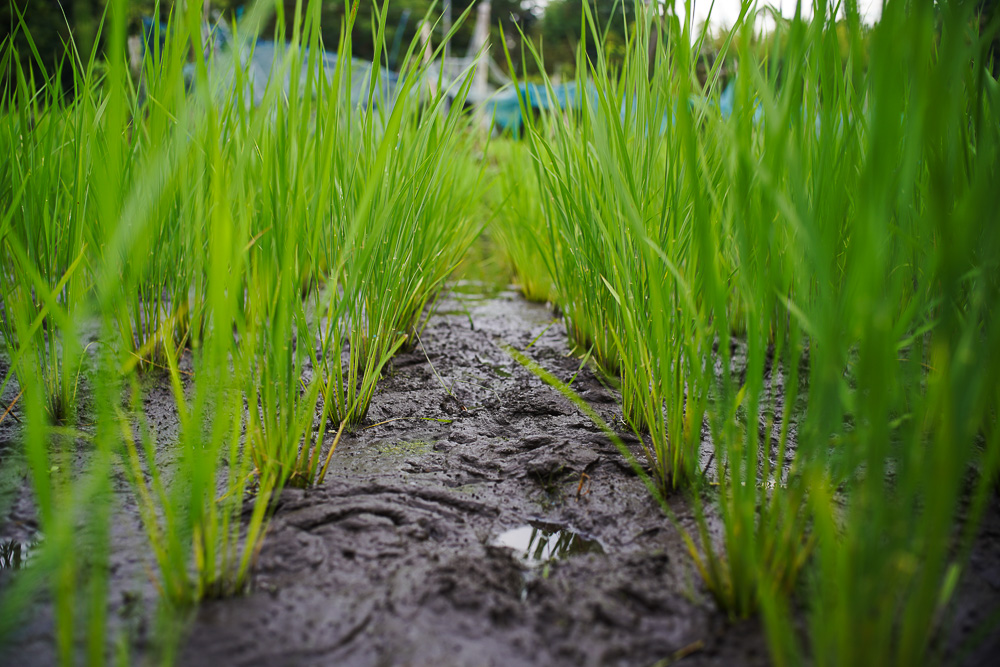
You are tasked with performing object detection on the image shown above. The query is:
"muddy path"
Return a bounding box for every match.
[180,288,768,666]
[2,286,999,666]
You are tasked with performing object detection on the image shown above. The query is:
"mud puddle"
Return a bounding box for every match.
[492,521,606,604]
[492,522,605,567]
[0,538,36,570]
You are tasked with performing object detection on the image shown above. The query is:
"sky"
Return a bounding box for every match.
[675,0,884,32]
[525,1,886,35]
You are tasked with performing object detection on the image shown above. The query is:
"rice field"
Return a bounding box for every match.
[1,1,999,665]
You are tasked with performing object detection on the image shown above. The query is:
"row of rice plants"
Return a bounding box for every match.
[503,0,1000,663]
[503,1,717,489]
[1,0,480,660]
[485,138,555,303]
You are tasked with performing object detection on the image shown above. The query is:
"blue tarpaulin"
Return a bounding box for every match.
[486,80,741,136]
[487,81,599,135]
[141,17,398,109]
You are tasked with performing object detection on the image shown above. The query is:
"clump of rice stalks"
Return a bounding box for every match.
[309,1,483,428]
[761,2,1000,664]
[504,1,722,488]
[120,347,273,608]
[0,361,115,666]
[503,3,1000,664]
[98,0,276,612]
[487,138,555,303]
[0,15,90,422]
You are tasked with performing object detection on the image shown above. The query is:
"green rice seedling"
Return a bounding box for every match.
[109,0,245,371]
[235,103,331,487]
[487,138,555,303]
[502,6,999,663]
[120,328,274,608]
[690,267,814,618]
[676,2,818,621]
[503,1,724,488]
[56,0,270,615]
[0,12,92,422]
[108,36,188,371]
[0,226,122,664]
[108,0,340,610]
[0,15,119,653]
[769,2,1000,664]
[307,1,483,428]
[221,9,324,488]
[0,358,115,667]
[0,5,138,663]
[115,25,277,601]
[500,22,626,374]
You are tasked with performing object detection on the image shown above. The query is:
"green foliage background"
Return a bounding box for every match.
[2,0,644,87]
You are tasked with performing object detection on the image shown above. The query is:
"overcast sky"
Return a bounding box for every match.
[674,0,884,32]
[526,1,885,35]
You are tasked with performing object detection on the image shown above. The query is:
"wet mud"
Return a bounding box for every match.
[180,289,767,666]
[1,288,998,665]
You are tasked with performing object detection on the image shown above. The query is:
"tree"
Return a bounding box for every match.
[2,1,106,96]
[536,0,636,74]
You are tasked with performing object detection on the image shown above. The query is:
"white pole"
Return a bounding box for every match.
[471,0,492,98]
[443,0,452,66]
[419,21,433,66]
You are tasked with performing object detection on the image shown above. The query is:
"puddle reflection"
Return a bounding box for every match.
[493,522,604,566]
[0,538,37,570]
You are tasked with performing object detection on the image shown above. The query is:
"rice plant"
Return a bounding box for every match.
[3,0,998,664]
[487,138,555,303]
[1,0,485,658]
[503,0,1000,662]
[503,0,724,488]
[0,9,90,422]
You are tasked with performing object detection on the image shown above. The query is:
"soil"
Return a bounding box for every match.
[1,286,998,666]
